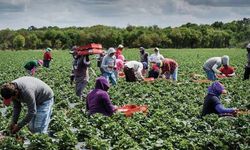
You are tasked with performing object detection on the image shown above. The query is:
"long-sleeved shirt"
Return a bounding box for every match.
[201,94,235,116]
[246,53,250,68]
[161,58,178,74]
[149,53,164,63]
[203,57,222,74]
[124,61,144,80]
[140,52,149,63]
[12,76,54,128]
[101,55,116,73]
[43,52,52,60]
[74,56,90,78]
[86,77,115,116]
[24,60,39,70]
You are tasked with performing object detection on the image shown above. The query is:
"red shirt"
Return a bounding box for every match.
[219,66,234,77]
[161,58,178,74]
[115,48,123,58]
[44,52,52,60]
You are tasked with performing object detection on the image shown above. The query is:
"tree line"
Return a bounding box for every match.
[0,18,249,50]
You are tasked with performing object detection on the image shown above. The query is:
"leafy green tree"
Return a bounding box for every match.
[26,33,39,49]
[13,34,25,49]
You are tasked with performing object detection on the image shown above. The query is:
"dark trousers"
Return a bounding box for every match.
[124,66,136,82]
[243,67,250,80]
[148,69,159,79]
[43,60,50,68]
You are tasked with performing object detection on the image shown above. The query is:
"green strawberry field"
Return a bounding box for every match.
[0,48,249,149]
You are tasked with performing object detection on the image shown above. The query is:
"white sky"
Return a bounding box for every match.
[0,0,249,29]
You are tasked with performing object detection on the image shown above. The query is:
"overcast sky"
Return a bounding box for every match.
[0,0,250,29]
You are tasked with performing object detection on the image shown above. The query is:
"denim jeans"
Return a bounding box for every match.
[204,69,216,81]
[28,98,54,133]
[102,72,117,85]
[164,67,178,81]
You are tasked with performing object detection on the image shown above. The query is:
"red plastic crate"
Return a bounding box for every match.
[77,43,102,51]
[76,43,104,55]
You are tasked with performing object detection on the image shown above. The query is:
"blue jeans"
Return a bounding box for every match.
[102,72,117,85]
[204,69,216,81]
[28,98,54,133]
[164,67,178,81]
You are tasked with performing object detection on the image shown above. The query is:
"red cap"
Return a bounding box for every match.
[3,98,12,106]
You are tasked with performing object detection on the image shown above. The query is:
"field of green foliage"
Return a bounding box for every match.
[0,48,249,149]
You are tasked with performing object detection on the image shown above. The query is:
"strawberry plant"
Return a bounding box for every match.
[0,49,249,149]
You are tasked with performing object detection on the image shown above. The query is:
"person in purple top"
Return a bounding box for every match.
[201,81,237,117]
[86,76,117,116]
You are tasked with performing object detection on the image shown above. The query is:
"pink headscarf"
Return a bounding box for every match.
[116,59,124,71]
[117,55,125,61]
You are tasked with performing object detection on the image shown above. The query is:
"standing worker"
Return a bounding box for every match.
[43,48,53,68]
[0,76,54,134]
[115,44,125,61]
[74,55,90,99]
[149,47,164,63]
[139,47,149,76]
[243,43,250,80]
[24,59,43,76]
[203,55,230,81]
[101,48,117,85]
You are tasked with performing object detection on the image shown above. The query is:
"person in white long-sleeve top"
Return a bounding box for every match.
[203,55,230,81]
[123,61,145,82]
[149,47,164,63]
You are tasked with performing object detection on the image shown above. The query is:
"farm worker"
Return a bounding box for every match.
[86,76,117,116]
[157,58,179,81]
[69,46,78,85]
[201,81,237,117]
[97,51,106,75]
[139,47,149,75]
[124,61,145,82]
[101,47,117,85]
[24,59,43,76]
[0,76,54,134]
[149,47,164,63]
[115,58,125,79]
[115,44,125,61]
[218,65,235,77]
[203,55,230,81]
[148,62,160,79]
[74,54,90,99]
[43,48,52,68]
[243,43,250,80]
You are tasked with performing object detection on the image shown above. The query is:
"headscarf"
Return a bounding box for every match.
[207,81,225,97]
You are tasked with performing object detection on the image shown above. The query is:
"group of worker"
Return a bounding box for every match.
[24,48,53,76]
[0,43,250,135]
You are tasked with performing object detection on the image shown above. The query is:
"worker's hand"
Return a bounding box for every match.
[9,123,15,131]
[108,65,114,68]
[232,109,239,116]
[11,124,21,134]
[113,105,118,111]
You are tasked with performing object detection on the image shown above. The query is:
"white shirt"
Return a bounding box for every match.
[125,61,144,80]
[149,53,164,63]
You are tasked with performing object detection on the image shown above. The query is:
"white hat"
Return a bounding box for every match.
[247,43,250,49]
[154,47,159,51]
[118,44,124,49]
